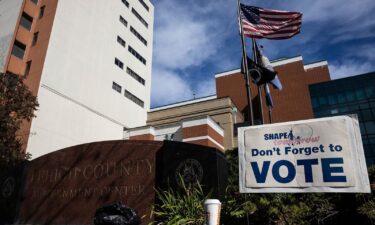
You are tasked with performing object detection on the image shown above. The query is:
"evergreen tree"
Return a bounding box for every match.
[0,72,38,170]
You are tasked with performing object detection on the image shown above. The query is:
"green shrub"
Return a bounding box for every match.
[150,178,210,225]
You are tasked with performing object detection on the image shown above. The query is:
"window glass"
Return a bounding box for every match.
[337,93,346,103]
[360,122,366,134]
[359,103,369,110]
[338,106,348,113]
[138,0,149,11]
[131,8,148,28]
[128,45,146,65]
[126,67,145,85]
[32,32,39,46]
[119,16,128,27]
[125,90,144,107]
[365,121,375,134]
[369,135,375,144]
[117,36,126,47]
[328,95,337,105]
[39,6,45,18]
[365,86,374,98]
[318,96,327,105]
[130,26,147,46]
[11,40,26,59]
[114,58,124,69]
[24,60,32,77]
[363,145,371,157]
[112,82,122,93]
[315,108,330,117]
[330,109,339,114]
[311,97,318,108]
[121,0,129,7]
[20,12,33,30]
[347,105,358,112]
[346,91,356,102]
[355,89,366,100]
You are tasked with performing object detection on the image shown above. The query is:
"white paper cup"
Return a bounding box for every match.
[204,199,221,225]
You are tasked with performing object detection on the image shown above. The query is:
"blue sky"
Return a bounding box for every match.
[150,0,375,108]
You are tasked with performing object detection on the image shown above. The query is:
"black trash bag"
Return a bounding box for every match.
[94,202,141,225]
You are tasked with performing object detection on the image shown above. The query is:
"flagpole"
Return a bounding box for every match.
[237,0,254,125]
[258,85,264,124]
[238,2,252,224]
[252,39,264,125]
[269,108,273,123]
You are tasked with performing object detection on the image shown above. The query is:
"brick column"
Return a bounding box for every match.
[124,126,155,141]
[182,116,225,151]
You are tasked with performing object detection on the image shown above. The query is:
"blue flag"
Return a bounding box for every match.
[265,84,273,108]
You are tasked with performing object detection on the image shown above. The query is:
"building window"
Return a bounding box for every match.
[131,8,148,28]
[356,89,366,100]
[126,67,145,85]
[121,0,129,8]
[112,82,122,93]
[24,60,32,77]
[130,26,147,46]
[39,6,45,19]
[125,90,144,108]
[346,91,356,102]
[119,15,128,27]
[318,96,327,105]
[328,95,337,105]
[30,0,38,5]
[32,32,39,46]
[365,121,375,134]
[366,86,374,98]
[128,45,146,65]
[311,97,318,108]
[11,40,26,59]
[337,93,346,104]
[117,36,126,47]
[138,0,149,11]
[20,12,33,31]
[114,57,124,69]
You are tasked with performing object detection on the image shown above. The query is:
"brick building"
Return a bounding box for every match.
[125,56,331,151]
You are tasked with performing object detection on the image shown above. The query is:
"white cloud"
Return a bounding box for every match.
[151,69,193,107]
[195,79,216,98]
[151,69,217,107]
[329,61,373,80]
[153,0,231,70]
[300,0,375,45]
[300,0,374,23]
[346,44,375,61]
[151,0,236,106]
[259,0,375,56]
[154,21,217,70]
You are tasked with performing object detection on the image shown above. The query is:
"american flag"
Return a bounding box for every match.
[240,4,302,40]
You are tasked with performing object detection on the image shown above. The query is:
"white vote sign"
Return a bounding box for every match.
[238,115,370,193]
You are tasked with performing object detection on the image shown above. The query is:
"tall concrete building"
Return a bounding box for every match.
[0,0,154,158]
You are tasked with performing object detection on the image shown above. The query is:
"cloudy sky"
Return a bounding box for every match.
[150,0,375,107]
